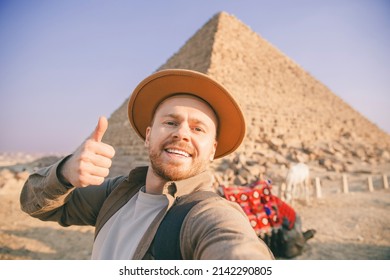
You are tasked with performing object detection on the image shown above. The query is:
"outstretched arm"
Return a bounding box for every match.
[20,116,119,226]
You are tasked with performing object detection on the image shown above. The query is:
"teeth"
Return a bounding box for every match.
[166,149,190,157]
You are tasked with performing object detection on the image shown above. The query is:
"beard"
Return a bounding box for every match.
[148,140,210,181]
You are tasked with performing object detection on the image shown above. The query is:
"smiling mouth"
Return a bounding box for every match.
[165,148,191,157]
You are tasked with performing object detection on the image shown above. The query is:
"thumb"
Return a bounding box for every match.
[91,116,108,142]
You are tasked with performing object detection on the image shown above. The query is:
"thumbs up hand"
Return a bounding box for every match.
[60,116,116,187]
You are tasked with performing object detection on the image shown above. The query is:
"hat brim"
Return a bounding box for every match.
[128,69,246,159]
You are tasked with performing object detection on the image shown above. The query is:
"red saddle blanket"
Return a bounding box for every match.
[221,180,296,235]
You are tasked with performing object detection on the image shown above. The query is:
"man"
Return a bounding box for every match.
[20,69,274,260]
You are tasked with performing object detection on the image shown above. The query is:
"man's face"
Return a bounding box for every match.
[145,95,218,181]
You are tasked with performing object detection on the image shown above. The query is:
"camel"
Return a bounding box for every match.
[283,163,311,205]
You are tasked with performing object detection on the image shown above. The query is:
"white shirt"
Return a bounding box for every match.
[91,188,168,259]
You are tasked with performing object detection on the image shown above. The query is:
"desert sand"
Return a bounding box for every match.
[1,161,389,260]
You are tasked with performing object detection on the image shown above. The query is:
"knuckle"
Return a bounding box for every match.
[77,163,86,174]
[84,140,96,152]
[84,139,93,148]
[79,153,88,161]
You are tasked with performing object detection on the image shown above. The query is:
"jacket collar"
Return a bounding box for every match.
[129,166,215,199]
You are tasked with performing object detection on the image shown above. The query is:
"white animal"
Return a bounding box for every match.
[284,163,311,204]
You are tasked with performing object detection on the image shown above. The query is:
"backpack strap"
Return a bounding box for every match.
[149,191,220,260]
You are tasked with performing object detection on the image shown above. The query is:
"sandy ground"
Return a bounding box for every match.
[1,167,389,260]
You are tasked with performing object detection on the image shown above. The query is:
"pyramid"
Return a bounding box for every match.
[103,12,390,179]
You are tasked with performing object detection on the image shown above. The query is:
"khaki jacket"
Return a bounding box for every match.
[20,158,274,260]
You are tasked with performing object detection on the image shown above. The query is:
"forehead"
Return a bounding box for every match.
[154,95,218,123]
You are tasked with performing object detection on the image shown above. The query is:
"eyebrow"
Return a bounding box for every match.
[152,111,218,139]
[162,113,208,127]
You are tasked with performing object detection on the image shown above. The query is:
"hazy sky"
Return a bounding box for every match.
[1,0,389,154]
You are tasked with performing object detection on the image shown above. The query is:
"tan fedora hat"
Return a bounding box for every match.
[128,69,246,159]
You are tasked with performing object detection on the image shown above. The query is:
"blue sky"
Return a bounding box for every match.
[1,0,389,154]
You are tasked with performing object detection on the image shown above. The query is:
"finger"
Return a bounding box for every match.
[77,162,109,186]
[91,116,108,142]
[88,175,105,186]
[88,165,110,178]
[85,141,115,158]
[79,174,106,187]
[97,142,115,158]
[79,160,110,177]
[89,154,112,168]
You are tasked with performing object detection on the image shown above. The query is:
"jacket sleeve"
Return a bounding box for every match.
[20,156,125,227]
[181,196,274,260]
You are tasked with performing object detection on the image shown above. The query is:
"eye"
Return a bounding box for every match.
[165,121,177,126]
[193,126,205,133]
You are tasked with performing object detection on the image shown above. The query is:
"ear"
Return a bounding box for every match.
[209,140,218,161]
[144,127,151,148]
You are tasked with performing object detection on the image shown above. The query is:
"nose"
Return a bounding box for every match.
[172,124,190,141]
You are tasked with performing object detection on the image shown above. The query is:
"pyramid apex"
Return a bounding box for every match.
[211,11,243,24]
[212,11,231,18]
